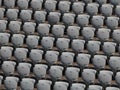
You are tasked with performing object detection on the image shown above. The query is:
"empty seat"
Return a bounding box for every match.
[0,8,5,19]
[14,48,28,62]
[33,64,48,79]
[41,36,55,50]
[9,21,22,34]
[72,2,85,14]
[115,72,120,86]
[29,49,43,64]
[110,0,120,6]
[0,20,8,32]
[48,12,61,25]
[20,78,35,90]
[2,61,16,76]
[112,29,120,43]
[76,53,91,68]
[56,38,70,51]
[11,34,25,47]
[62,13,75,26]
[71,39,85,52]
[37,80,52,90]
[4,0,15,8]
[26,35,39,49]
[76,14,90,27]
[31,0,43,11]
[0,46,13,60]
[4,76,19,90]
[17,63,31,77]
[23,22,36,35]
[0,33,10,45]
[45,50,59,65]
[97,28,111,42]
[60,52,75,66]
[70,83,86,90]
[115,5,120,17]
[83,0,93,4]
[17,0,30,9]
[0,75,3,86]
[87,85,103,90]
[34,11,47,23]
[96,0,107,5]
[106,86,120,90]
[37,23,50,36]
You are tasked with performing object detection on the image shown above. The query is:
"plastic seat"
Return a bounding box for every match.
[62,13,75,26]
[91,15,105,28]
[70,83,86,90]
[0,46,13,60]
[0,20,8,32]
[49,65,64,80]
[31,0,43,10]
[58,1,71,13]
[92,55,107,69]
[96,0,107,6]
[34,11,47,23]
[71,39,85,52]
[20,10,32,22]
[87,85,103,90]
[106,86,120,90]
[87,41,101,54]
[82,27,95,41]
[9,21,22,34]
[83,0,93,4]
[17,63,31,77]
[82,69,96,84]
[41,36,55,50]
[44,0,57,12]
[37,80,52,90]
[20,78,35,90]
[37,23,50,36]
[60,52,75,66]
[11,34,25,47]
[4,0,15,8]
[65,67,80,82]
[102,42,116,56]
[110,0,120,6]
[86,3,99,16]
[26,35,39,49]
[45,50,59,65]
[56,38,70,51]
[72,2,85,14]
[76,53,91,68]
[76,14,90,27]
[97,28,111,42]
[115,72,120,87]
[17,0,30,9]
[112,29,120,43]
[33,64,48,79]
[52,25,65,38]
[29,49,43,64]
[115,5,120,17]
[14,48,28,62]
[2,61,16,76]
[0,8,5,20]
[0,33,10,45]
[53,81,69,90]
[48,12,61,25]
[0,75,3,86]
[4,77,19,90]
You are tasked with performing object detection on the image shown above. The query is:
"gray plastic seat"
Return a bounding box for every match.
[17,63,31,77]
[58,1,71,13]
[102,42,116,56]
[101,4,113,17]
[9,21,22,34]
[11,34,25,47]
[76,53,91,68]
[62,13,75,26]
[37,23,50,36]
[0,33,10,45]
[115,72,120,86]
[31,0,43,10]
[17,0,30,9]
[48,12,61,25]
[2,61,16,76]
[20,10,32,22]
[37,80,52,90]
[0,8,5,20]
[52,25,65,38]
[29,49,43,64]
[0,75,3,86]
[53,81,69,90]
[97,28,111,41]
[112,29,120,43]
[91,15,105,28]
[76,14,90,27]
[45,50,59,65]
[14,48,28,62]
[86,3,99,16]
[60,52,75,66]
[33,64,48,79]
[87,85,103,90]
[34,11,47,23]
[115,5,120,17]
[4,0,15,8]
[87,41,101,54]
[20,78,35,90]
[4,77,19,90]
[110,0,120,6]
[26,35,39,49]
[83,0,93,4]
[71,39,85,52]
[96,0,107,5]
[56,38,70,51]
[70,83,86,90]
[106,87,120,90]
[0,20,8,32]
[72,2,85,14]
